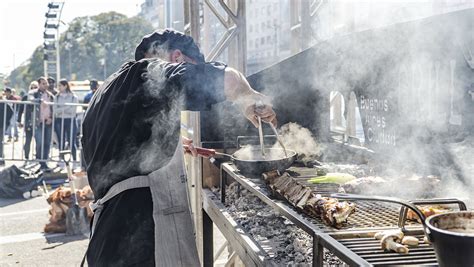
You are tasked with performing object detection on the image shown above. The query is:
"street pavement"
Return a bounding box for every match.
[0,136,89,266]
[0,194,229,266]
[0,196,89,266]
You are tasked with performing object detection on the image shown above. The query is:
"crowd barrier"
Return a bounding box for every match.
[0,99,88,169]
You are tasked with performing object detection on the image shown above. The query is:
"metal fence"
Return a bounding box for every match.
[0,99,88,169]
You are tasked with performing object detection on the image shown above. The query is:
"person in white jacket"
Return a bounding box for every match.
[54,79,79,165]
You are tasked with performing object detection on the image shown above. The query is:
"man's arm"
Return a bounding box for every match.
[223,67,276,127]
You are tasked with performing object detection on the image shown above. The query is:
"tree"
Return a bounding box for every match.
[8,12,153,88]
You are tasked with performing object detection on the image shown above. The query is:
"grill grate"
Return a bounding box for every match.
[335,234,437,266]
[312,201,417,232]
[222,163,440,265]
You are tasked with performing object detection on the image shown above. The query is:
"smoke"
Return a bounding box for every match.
[313,6,473,201]
[136,60,184,173]
[90,60,184,193]
[272,122,321,160]
[246,4,474,202]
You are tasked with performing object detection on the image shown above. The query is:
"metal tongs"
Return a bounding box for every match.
[255,101,288,158]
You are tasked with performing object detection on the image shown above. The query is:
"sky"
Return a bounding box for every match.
[0,0,143,75]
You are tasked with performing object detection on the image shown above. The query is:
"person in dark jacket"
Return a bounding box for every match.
[0,92,14,165]
[22,78,55,170]
[47,77,58,96]
[4,87,20,142]
[18,81,39,161]
[83,79,98,104]
[82,29,276,266]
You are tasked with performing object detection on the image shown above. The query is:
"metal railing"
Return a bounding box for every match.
[0,99,88,168]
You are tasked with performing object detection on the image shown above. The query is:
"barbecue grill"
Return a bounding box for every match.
[195,9,474,266]
[200,162,468,266]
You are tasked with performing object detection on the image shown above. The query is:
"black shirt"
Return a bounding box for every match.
[82,58,226,199]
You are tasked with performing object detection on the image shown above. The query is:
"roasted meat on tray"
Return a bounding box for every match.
[262,172,356,227]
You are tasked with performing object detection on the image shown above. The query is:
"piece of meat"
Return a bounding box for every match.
[296,189,312,210]
[406,206,449,222]
[263,172,355,227]
[286,184,304,204]
[342,176,387,194]
[289,186,310,206]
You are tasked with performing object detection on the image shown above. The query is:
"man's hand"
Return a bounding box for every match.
[223,68,277,128]
[182,137,197,157]
[244,103,277,128]
[18,123,23,128]
[45,118,52,125]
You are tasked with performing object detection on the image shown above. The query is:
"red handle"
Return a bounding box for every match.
[183,145,216,157]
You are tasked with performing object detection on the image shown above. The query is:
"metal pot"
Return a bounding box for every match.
[232,147,297,176]
[331,193,474,267]
[185,146,297,176]
[426,211,474,267]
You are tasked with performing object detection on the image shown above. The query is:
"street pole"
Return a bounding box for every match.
[56,26,61,83]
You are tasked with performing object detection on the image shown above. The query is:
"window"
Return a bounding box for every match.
[249,25,253,33]
[261,37,265,45]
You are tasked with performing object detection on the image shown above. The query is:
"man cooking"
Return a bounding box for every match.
[82,29,276,266]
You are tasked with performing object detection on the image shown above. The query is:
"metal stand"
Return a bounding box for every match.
[203,209,214,267]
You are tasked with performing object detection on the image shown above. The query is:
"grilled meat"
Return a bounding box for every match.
[406,206,449,222]
[342,176,387,194]
[263,172,356,227]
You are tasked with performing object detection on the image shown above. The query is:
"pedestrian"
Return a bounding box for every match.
[83,79,98,104]
[81,29,276,266]
[47,77,58,96]
[18,81,38,162]
[54,79,79,168]
[0,92,14,165]
[26,77,55,171]
[4,87,20,142]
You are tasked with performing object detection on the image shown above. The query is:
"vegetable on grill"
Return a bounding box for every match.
[308,173,357,184]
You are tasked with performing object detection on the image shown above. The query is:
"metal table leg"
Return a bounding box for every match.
[313,234,324,267]
[203,209,214,267]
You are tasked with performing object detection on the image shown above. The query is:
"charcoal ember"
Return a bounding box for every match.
[257,211,276,219]
[293,238,306,253]
[221,182,351,266]
[295,253,305,263]
[223,182,314,265]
